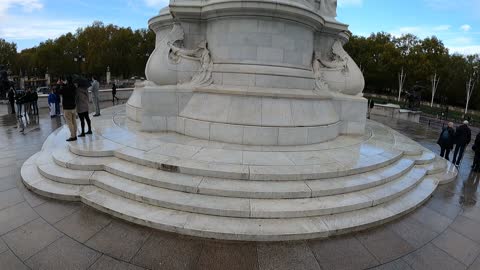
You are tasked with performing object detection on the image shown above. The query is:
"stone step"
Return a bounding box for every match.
[21,159,438,241]
[418,157,447,175]
[28,155,427,218]
[41,151,416,199]
[431,161,458,185]
[57,144,411,181]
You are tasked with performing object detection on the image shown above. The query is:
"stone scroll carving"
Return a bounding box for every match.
[312,39,364,95]
[168,40,213,86]
[145,23,213,87]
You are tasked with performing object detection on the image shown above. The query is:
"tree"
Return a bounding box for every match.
[0,39,17,66]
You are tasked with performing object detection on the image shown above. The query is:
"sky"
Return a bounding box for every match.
[0,0,479,55]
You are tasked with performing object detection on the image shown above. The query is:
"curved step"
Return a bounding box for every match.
[30,156,427,218]
[21,160,438,241]
[431,161,458,185]
[42,152,416,199]
[62,144,406,181]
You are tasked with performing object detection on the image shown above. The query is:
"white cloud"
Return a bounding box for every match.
[143,0,168,8]
[461,24,472,32]
[0,15,88,42]
[338,0,363,7]
[433,25,451,31]
[0,0,43,16]
[449,45,480,55]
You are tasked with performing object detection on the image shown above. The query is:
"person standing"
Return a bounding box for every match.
[437,122,455,160]
[57,77,77,141]
[54,88,61,116]
[472,133,480,172]
[112,83,119,105]
[15,90,25,117]
[24,88,32,115]
[48,89,57,118]
[76,78,92,137]
[452,120,472,166]
[32,89,39,115]
[8,87,15,114]
[90,76,101,116]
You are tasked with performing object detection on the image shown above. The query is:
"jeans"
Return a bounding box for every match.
[453,144,467,165]
[92,91,100,115]
[78,112,91,133]
[16,104,23,117]
[440,147,451,160]
[33,101,38,115]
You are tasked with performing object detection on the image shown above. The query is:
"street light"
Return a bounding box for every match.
[74,54,86,74]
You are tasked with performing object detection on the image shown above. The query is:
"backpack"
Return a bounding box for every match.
[441,129,450,140]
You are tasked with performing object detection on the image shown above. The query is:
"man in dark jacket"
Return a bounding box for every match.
[57,77,77,141]
[8,87,15,114]
[452,120,472,166]
[437,122,455,160]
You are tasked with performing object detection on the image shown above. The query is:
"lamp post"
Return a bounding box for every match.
[465,66,478,116]
[74,54,86,74]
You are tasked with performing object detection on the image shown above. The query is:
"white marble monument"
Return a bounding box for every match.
[127,0,366,145]
[21,0,458,241]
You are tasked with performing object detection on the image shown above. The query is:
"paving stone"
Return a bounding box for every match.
[34,200,81,223]
[308,236,379,270]
[86,220,151,261]
[469,255,480,270]
[0,202,38,235]
[386,214,438,248]
[461,206,480,224]
[0,250,29,270]
[0,176,18,192]
[21,189,49,208]
[55,206,112,243]
[2,218,63,260]
[410,206,453,233]
[450,216,480,244]
[257,241,321,270]
[0,188,24,211]
[89,255,146,270]
[356,227,414,263]
[432,228,480,266]
[132,232,203,270]
[370,259,413,270]
[26,236,101,270]
[426,194,463,219]
[403,243,467,270]
[0,237,7,254]
[195,241,259,270]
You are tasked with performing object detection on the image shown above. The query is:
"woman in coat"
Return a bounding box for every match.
[437,122,455,161]
[75,78,92,137]
[472,133,480,172]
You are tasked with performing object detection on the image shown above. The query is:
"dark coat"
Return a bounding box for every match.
[57,84,76,110]
[454,124,471,146]
[437,127,455,149]
[473,133,480,155]
[75,87,89,113]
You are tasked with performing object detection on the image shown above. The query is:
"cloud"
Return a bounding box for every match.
[143,0,168,8]
[433,25,451,31]
[0,0,43,16]
[338,0,363,7]
[0,15,88,41]
[461,24,472,32]
[449,45,480,55]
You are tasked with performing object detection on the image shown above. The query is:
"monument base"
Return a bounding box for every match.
[126,83,367,146]
[21,105,457,241]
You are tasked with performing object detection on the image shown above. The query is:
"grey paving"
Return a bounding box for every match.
[0,106,480,269]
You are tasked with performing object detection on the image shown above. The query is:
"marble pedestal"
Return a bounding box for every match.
[21,105,458,241]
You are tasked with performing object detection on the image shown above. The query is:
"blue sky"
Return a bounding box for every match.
[1,0,479,54]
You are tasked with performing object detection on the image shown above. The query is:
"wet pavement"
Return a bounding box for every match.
[0,106,479,270]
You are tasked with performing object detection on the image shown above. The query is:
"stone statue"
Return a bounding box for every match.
[169,40,213,86]
[312,52,329,91]
[317,40,349,70]
[316,0,337,18]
